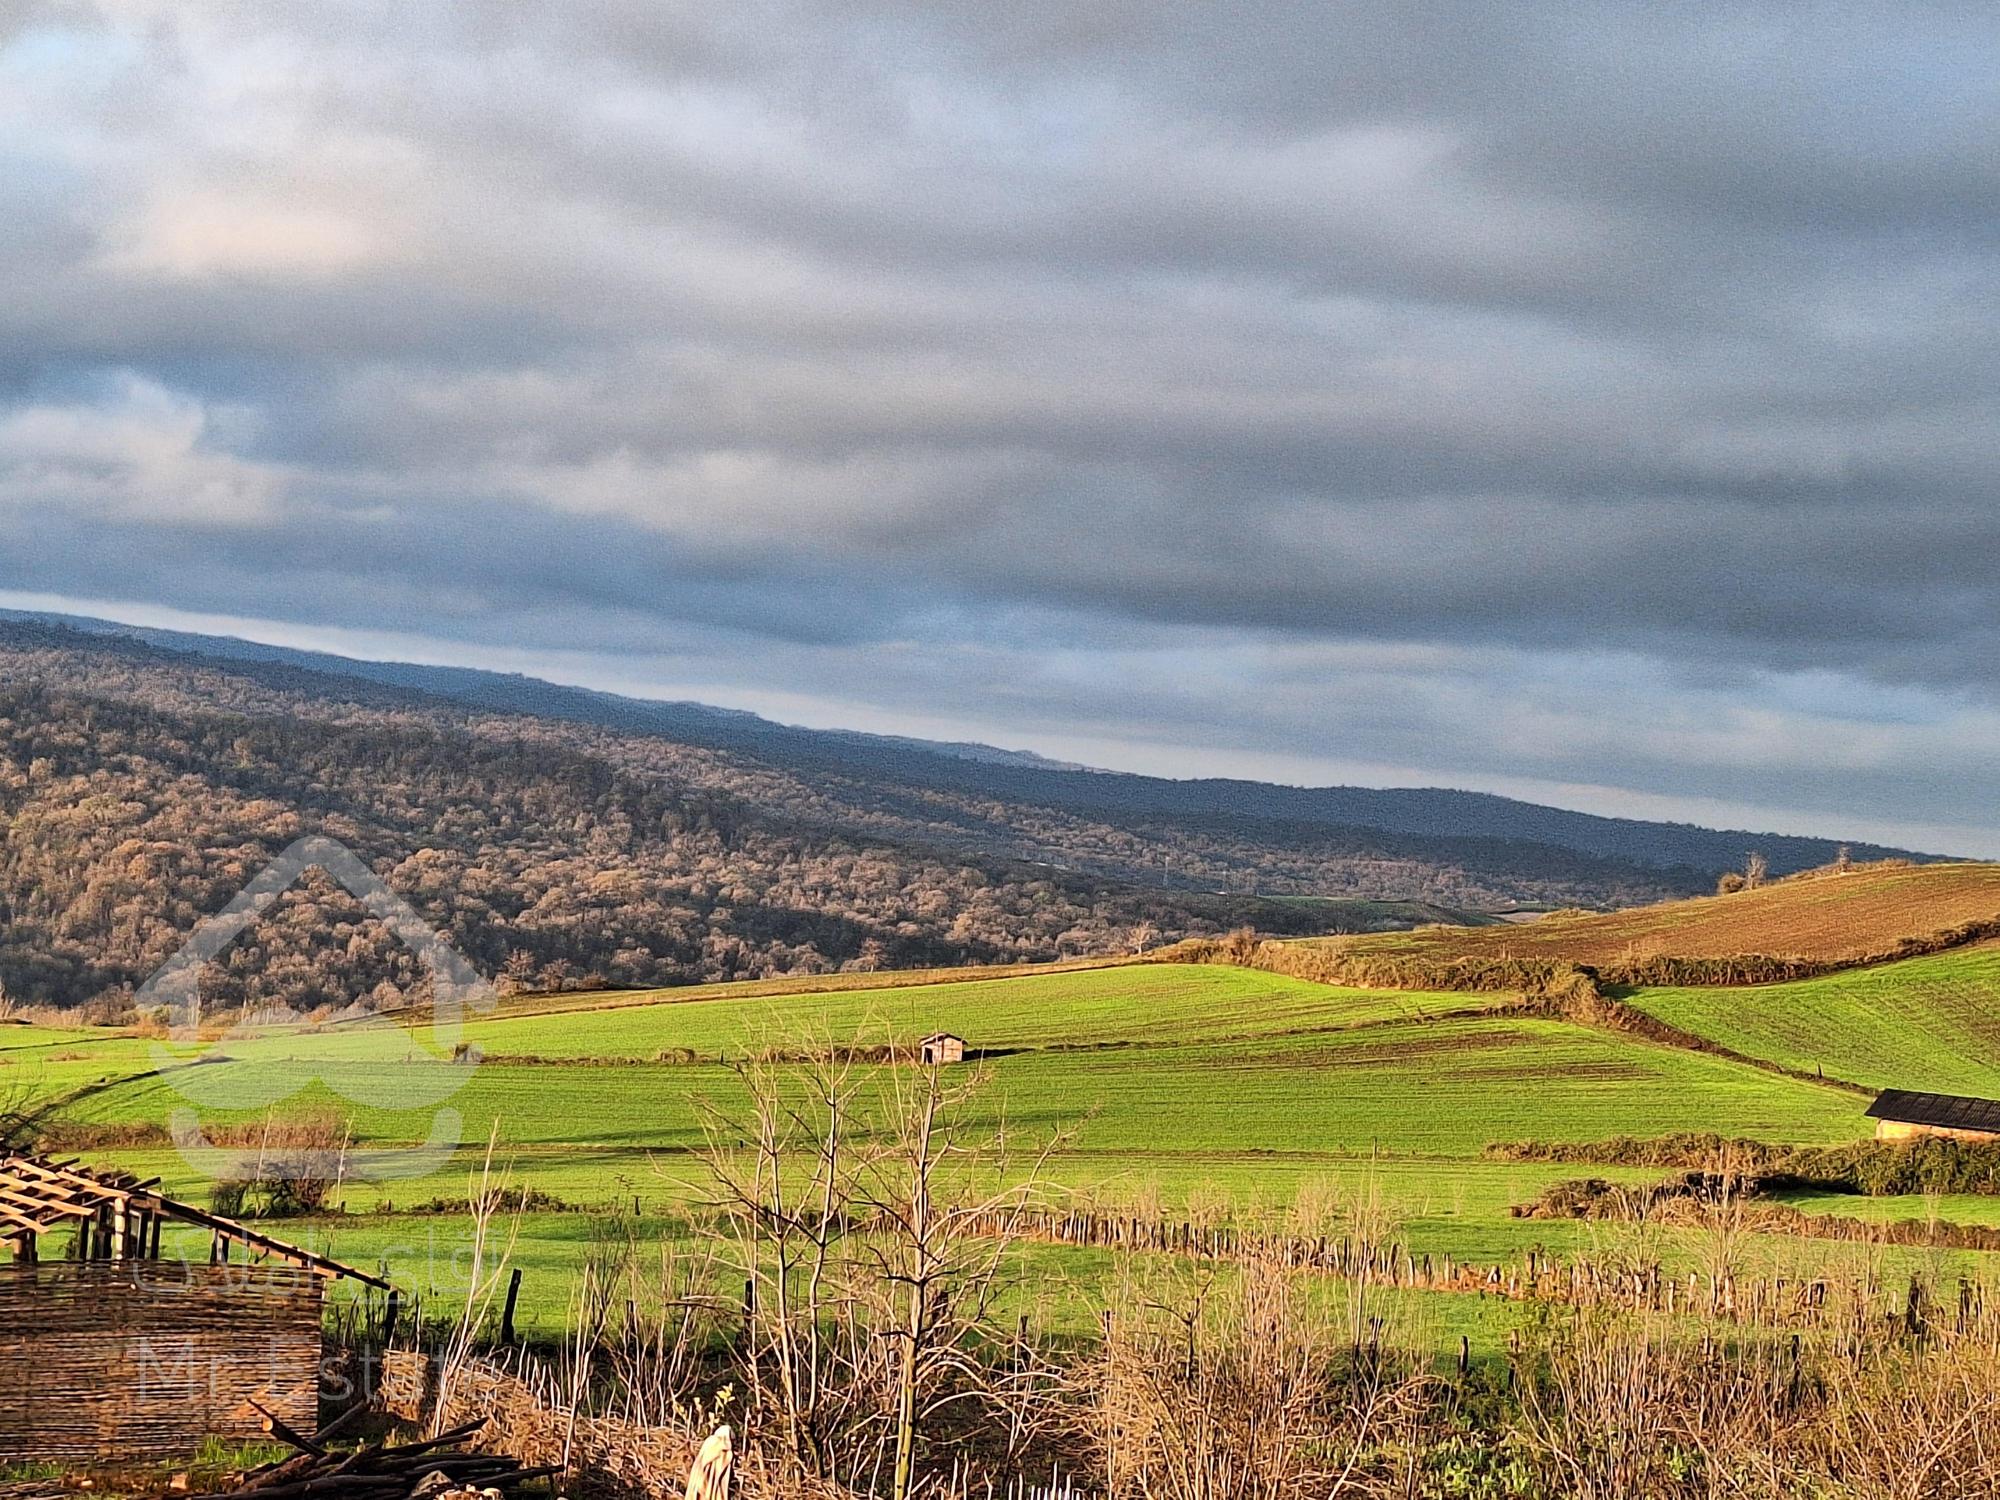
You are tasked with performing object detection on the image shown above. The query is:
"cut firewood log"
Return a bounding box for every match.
[184,1416,551,1500]
[254,1401,329,1457]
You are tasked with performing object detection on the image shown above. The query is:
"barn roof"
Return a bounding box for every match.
[0,1154,390,1288]
[1864,1089,2000,1133]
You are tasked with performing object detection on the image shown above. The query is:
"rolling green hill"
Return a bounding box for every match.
[54,1012,1860,1165]
[1625,942,2000,1096]
[28,934,2000,1345]
[450,963,1457,1058]
[9,957,1880,1314]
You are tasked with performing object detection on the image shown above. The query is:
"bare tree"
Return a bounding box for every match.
[1744,851,1769,890]
[858,1056,1068,1500]
[691,1038,1069,1496]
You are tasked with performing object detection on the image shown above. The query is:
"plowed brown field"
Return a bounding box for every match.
[1321,861,2000,966]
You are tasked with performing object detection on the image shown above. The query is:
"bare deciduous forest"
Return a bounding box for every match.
[0,624,1715,1015]
[0,678,1299,1013]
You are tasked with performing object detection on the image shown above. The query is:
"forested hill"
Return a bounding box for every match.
[3,610,1938,880]
[0,636,1329,1014]
[0,617,1936,1013]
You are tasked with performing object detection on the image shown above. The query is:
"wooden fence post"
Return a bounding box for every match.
[500,1267,523,1346]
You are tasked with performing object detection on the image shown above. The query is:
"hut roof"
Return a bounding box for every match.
[0,1153,390,1288]
[920,1031,964,1044]
[1864,1089,2000,1134]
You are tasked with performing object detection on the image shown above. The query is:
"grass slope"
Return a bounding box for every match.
[454,964,1461,1058]
[5,959,1899,1335]
[429,956,1130,1023]
[1326,862,2000,967]
[1625,942,2000,1096]
[33,968,1865,1199]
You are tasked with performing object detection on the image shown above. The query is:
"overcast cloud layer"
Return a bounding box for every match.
[3,2,1998,851]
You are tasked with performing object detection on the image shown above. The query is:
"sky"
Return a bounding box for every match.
[2,2,1998,854]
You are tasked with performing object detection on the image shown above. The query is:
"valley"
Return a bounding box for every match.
[15,862,2000,1343]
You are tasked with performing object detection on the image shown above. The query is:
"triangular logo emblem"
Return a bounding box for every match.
[138,836,494,1182]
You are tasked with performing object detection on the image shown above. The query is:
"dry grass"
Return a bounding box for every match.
[383,1252,2000,1500]
[1319,861,2000,972]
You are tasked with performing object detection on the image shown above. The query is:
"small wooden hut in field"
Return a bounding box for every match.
[919,1032,966,1066]
[1865,1089,2000,1143]
[0,1153,390,1461]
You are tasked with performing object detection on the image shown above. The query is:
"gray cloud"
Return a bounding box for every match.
[2,1,1997,847]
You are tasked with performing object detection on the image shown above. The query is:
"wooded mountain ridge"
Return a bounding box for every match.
[7,611,1938,881]
[0,617,1936,1014]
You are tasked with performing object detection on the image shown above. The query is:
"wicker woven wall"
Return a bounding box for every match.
[0,1261,324,1460]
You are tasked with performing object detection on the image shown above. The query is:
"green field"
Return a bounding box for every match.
[1769,1188,2000,1227]
[13,944,1997,1340]
[40,979,1866,1172]
[456,962,1458,1056]
[1627,941,2000,1093]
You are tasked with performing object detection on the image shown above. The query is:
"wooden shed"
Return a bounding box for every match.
[0,1154,390,1461]
[919,1032,967,1066]
[1865,1089,2000,1143]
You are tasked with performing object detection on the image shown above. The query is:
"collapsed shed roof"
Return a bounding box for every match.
[0,1153,390,1288]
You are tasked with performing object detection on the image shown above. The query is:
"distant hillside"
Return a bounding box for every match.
[1326,862,2000,970]
[0,641,1350,1014]
[0,618,1708,1016]
[0,615,1957,1019]
[0,610,1091,773]
[0,611,1943,888]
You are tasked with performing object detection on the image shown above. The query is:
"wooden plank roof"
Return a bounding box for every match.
[1865,1088,2000,1133]
[0,1154,390,1289]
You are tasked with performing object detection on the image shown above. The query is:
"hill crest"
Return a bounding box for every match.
[0,609,1947,883]
[1328,861,2000,972]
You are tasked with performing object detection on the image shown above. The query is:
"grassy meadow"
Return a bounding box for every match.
[1627,940,2000,1094]
[11,943,1968,1342]
[18,860,2000,1347]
